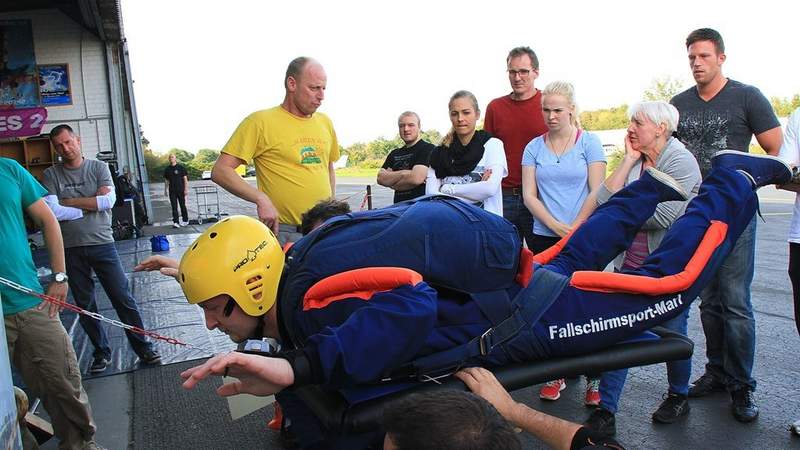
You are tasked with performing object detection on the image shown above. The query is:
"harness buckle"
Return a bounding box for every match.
[479,328,494,356]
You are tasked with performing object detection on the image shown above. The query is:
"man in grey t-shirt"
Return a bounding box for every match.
[42,125,160,374]
[670,28,782,424]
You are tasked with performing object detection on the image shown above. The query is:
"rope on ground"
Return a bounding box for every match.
[0,275,217,355]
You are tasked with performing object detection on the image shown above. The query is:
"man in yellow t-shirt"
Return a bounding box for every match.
[212,56,339,244]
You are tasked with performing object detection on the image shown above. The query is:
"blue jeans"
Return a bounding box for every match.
[698,217,757,391]
[599,308,692,413]
[503,193,534,249]
[65,243,153,358]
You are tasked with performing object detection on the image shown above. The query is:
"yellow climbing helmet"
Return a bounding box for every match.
[178,215,284,316]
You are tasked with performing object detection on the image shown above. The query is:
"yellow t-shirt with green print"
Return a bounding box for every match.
[222,106,340,225]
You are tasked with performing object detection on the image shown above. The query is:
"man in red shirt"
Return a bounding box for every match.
[484,46,548,248]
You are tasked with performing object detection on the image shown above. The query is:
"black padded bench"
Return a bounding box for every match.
[295,327,693,433]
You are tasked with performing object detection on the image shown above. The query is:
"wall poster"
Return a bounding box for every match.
[0,20,39,108]
[38,64,71,106]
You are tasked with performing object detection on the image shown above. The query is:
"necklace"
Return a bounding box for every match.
[548,126,575,164]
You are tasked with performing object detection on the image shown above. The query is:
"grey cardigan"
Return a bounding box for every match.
[596,137,701,269]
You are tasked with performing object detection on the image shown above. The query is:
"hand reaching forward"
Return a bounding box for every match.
[180,352,295,397]
[134,255,180,280]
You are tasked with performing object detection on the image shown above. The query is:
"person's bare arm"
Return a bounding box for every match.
[26,199,67,318]
[571,161,607,226]
[212,153,279,233]
[522,166,571,237]
[390,165,429,191]
[377,168,399,188]
[328,162,336,195]
[456,368,581,450]
[59,186,112,211]
[756,127,784,156]
[183,175,189,197]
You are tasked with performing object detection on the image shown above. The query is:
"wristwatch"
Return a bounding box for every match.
[53,272,69,283]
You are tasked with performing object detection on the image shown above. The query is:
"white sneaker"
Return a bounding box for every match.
[180,220,190,226]
[172,222,181,228]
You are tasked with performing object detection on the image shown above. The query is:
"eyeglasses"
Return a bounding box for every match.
[507,68,534,77]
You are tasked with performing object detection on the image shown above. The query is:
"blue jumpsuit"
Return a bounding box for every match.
[275,166,756,447]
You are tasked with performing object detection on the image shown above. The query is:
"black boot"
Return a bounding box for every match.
[688,373,725,398]
[584,407,616,437]
[730,387,759,423]
[652,392,690,423]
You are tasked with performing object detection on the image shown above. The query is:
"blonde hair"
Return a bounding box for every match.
[442,90,480,147]
[542,81,581,128]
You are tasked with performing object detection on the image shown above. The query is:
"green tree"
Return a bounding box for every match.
[420,129,443,145]
[195,148,220,165]
[367,137,402,160]
[643,76,686,102]
[143,148,169,181]
[184,160,205,180]
[580,104,629,131]
[167,148,194,163]
[343,142,369,165]
[771,94,800,117]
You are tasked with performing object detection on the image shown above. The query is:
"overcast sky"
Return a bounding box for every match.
[121,0,800,153]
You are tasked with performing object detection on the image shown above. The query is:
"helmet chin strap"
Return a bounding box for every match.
[223,297,237,317]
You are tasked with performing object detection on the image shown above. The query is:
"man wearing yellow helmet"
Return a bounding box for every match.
[146,153,788,449]
[136,200,351,343]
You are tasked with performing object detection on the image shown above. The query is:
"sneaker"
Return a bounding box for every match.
[139,350,162,365]
[731,387,759,423]
[644,167,689,201]
[584,378,601,406]
[790,418,800,436]
[172,222,181,228]
[584,407,616,437]
[652,392,690,424]
[791,166,800,185]
[688,373,725,398]
[267,402,283,430]
[539,379,566,401]
[712,150,792,188]
[180,220,190,227]
[89,356,110,374]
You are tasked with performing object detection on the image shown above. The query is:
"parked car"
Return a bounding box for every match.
[201,170,212,180]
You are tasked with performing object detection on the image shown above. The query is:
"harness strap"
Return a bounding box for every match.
[384,266,569,381]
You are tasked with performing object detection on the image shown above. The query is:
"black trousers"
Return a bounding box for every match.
[788,243,800,336]
[169,189,188,223]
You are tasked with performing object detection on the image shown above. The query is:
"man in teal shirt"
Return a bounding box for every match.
[0,157,101,450]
